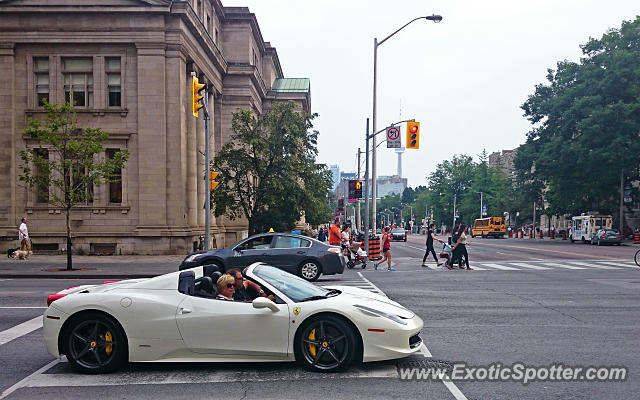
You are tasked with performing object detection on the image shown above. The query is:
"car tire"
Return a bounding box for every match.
[299,261,321,282]
[294,314,359,372]
[63,312,128,374]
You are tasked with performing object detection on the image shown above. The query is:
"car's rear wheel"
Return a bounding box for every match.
[295,315,358,372]
[64,312,127,374]
[299,261,321,281]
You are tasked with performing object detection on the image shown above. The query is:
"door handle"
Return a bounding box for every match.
[179,307,192,314]
[296,251,305,254]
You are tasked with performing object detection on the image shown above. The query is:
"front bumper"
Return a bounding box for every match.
[43,305,69,358]
[362,314,424,362]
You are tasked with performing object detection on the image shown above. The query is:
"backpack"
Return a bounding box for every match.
[318,230,326,241]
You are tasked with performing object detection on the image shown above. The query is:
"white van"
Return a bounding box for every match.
[569,215,612,243]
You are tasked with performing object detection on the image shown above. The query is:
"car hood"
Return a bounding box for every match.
[323,285,415,319]
[56,278,148,295]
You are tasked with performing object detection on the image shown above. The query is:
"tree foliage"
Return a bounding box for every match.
[211,102,332,234]
[515,17,640,216]
[18,100,129,269]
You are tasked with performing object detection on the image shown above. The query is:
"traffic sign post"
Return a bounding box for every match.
[386,126,400,148]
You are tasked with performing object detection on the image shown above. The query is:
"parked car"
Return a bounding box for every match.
[179,233,345,281]
[590,229,621,246]
[391,228,407,242]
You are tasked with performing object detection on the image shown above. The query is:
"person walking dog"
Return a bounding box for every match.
[18,217,31,252]
[422,223,444,267]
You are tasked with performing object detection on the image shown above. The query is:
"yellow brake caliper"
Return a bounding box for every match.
[307,328,316,357]
[105,331,113,355]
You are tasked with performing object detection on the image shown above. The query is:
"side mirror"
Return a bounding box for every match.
[252,296,278,312]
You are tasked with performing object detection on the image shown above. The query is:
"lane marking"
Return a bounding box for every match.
[357,272,387,297]
[21,360,398,388]
[596,261,638,268]
[511,263,550,270]
[481,263,519,271]
[471,242,624,260]
[0,358,61,400]
[419,343,432,357]
[0,316,43,346]
[542,263,585,270]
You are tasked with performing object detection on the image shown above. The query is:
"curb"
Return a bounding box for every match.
[0,274,160,279]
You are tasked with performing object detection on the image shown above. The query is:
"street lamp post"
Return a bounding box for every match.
[371,14,442,236]
[475,191,484,218]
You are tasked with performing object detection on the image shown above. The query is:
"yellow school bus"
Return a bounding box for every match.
[472,217,506,238]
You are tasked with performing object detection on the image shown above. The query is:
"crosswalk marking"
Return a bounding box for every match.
[568,261,617,269]
[0,316,42,346]
[511,263,550,270]
[482,263,519,271]
[596,261,637,268]
[542,263,585,270]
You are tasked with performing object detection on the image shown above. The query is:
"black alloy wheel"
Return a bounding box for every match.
[296,315,358,372]
[65,313,127,373]
[299,261,321,281]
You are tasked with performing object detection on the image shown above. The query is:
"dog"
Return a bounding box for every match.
[11,250,32,260]
[7,248,19,258]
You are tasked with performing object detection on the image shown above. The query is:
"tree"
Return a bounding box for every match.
[19,101,129,270]
[211,102,331,234]
[517,17,640,219]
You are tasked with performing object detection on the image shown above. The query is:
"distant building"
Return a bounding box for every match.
[489,149,517,178]
[330,165,340,190]
[377,175,407,198]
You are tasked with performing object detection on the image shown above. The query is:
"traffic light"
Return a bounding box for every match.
[191,75,205,117]
[354,180,362,199]
[406,121,420,149]
[209,170,219,191]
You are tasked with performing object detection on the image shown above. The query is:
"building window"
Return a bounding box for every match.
[105,57,121,107]
[70,165,93,205]
[34,148,49,203]
[107,149,122,204]
[63,58,93,108]
[196,0,201,16]
[34,57,49,107]
[207,15,211,32]
[215,28,219,44]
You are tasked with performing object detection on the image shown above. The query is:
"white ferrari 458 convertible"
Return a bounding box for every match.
[43,263,423,373]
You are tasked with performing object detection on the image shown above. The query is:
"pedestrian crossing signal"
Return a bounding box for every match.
[348,180,363,200]
[406,121,420,149]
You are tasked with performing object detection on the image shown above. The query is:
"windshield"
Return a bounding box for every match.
[253,265,329,302]
[392,228,404,233]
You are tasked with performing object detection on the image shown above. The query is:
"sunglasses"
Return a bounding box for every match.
[226,283,235,289]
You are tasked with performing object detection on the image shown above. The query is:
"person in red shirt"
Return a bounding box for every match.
[329,218,342,246]
[375,226,395,271]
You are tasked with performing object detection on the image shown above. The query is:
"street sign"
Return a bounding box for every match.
[482,205,487,216]
[386,126,400,148]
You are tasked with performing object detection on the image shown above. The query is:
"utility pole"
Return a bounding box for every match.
[357,148,362,230]
[452,193,457,232]
[364,119,370,255]
[620,169,624,235]
[532,201,536,239]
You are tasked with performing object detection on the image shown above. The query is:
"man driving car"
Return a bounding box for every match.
[227,268,275,302]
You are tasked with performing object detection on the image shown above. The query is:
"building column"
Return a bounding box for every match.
[0,44,14,234]
[135,44,167,229]
[186,72,198,229]
[164,47,187,229]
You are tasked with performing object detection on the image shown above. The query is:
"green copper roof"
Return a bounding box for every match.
[272,78,310,93]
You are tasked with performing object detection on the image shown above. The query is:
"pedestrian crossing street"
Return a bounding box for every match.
[427,259,637,272]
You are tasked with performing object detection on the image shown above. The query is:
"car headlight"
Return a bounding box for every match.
[353,304,407,325]
[184,254,202,263]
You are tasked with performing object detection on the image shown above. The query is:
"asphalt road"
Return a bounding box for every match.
[1,237,639,399]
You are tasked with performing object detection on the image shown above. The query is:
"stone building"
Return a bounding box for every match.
[0,0,311,254]
[489,149,517,178]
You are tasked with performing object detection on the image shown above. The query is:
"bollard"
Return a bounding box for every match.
[539,230,543,239]
[520,231,524,239]
[634,232,640,244]
[562,230,567,240]
[529,230,534,239]
[368,237,381,260]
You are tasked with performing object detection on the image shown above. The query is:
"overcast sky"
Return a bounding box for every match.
[223,0,639,188]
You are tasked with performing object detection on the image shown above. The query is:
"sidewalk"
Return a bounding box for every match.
[0,254,184,279]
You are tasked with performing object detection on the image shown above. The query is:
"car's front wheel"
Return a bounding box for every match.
[295,315,359,372]
[63,312,127,374]
[299,261,321,281]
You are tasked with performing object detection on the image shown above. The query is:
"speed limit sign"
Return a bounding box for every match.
[386,126,400,148]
